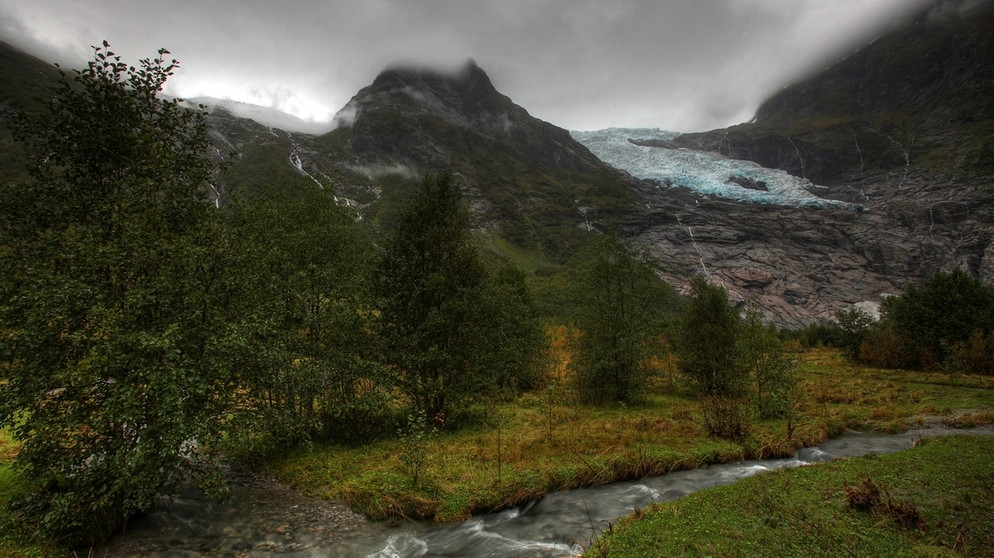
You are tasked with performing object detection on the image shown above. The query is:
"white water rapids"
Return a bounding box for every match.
[97,427,990,557]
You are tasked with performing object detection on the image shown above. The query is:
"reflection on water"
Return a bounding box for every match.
[99,427,991,557]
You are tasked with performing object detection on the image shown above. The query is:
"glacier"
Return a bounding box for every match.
[571,128,857,209]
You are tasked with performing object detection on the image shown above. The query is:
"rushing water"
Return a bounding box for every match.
[98,427,991,557]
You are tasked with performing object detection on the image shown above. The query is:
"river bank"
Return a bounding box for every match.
[587,434,994,557]
[3,349,994,556]
[91,426,994,557]
[264,349,994,523]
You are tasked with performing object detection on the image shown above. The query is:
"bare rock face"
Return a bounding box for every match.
[621,165,994,327]
[618,0,994,326]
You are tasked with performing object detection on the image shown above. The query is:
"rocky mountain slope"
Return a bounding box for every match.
[214,59,660,265]
[610,0,994,324]
[2,0,991,327]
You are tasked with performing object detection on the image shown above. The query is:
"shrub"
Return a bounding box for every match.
[844,477,924,531]
[700,395,751,443]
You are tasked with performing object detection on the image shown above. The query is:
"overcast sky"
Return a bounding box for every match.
[0,0,936,132]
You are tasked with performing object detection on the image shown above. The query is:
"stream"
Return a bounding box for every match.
[98,427,991,557]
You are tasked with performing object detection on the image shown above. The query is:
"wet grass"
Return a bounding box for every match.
[267,348,994,523]
[587,435,994,557]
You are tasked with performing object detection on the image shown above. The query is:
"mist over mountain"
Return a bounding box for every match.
[621,0,994,324]
[186,97,337,135]
[1,0,991,327]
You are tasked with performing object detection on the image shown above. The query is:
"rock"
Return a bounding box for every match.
[728,175,768,191]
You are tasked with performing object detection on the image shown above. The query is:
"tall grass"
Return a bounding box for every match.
[267,348,994,522]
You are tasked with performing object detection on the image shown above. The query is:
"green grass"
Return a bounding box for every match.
[0,433,60,558]
[587,435,994,557]
[266,348,994,523]
[3,348,993,555]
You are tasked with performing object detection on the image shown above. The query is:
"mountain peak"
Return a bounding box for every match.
[333,59,510,131]
[370,57,496,98]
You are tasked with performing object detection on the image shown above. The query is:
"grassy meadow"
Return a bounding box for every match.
[264,348,994,523]
[587,435,994,556]
[1,347,992,556]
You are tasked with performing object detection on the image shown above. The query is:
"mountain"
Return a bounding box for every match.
[0,41,60,184]
[214,59,660,267]
[2,0,992,327]
[657,0,994,188]
[594,0,994,325]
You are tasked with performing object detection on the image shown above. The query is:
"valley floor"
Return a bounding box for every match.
[266,349,994,525]
[2,349,993,556]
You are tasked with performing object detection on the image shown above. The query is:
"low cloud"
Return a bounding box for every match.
[0,0,939,132]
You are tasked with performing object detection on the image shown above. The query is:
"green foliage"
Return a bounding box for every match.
[224,184,384,448]
[740,311,798,419]
[570,234,679,404]
[0,43,235,545]
[677,277,746,397]
[372,172,543,421]
[834,306,875,362]
[874,269,994,370]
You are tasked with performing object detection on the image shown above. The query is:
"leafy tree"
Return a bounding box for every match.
[834,306,875,362]
[881,269,994,368]
[571,234,678,404]
[372,172,542,422]
[677,278,749,440]
[677,277,746,397]
[225,184,383,447]
[0,44,235,545]
[739,310,797,419]
[472,263,547,393]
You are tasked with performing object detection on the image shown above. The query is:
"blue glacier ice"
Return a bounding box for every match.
[571,128,857,209]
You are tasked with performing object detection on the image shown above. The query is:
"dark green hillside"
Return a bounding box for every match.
[662,0,994,187]
[227,60,660,266]
[0,42,60,184]
[0,42,58,111]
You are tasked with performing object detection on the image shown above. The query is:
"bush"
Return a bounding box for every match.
[880,268,994,367]
[844,477,924,531]
[859,327,911,369]
[946,331,994,376]
[700,395,751,442]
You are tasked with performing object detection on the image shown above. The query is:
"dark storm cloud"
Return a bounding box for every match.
[0,0,936,132]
